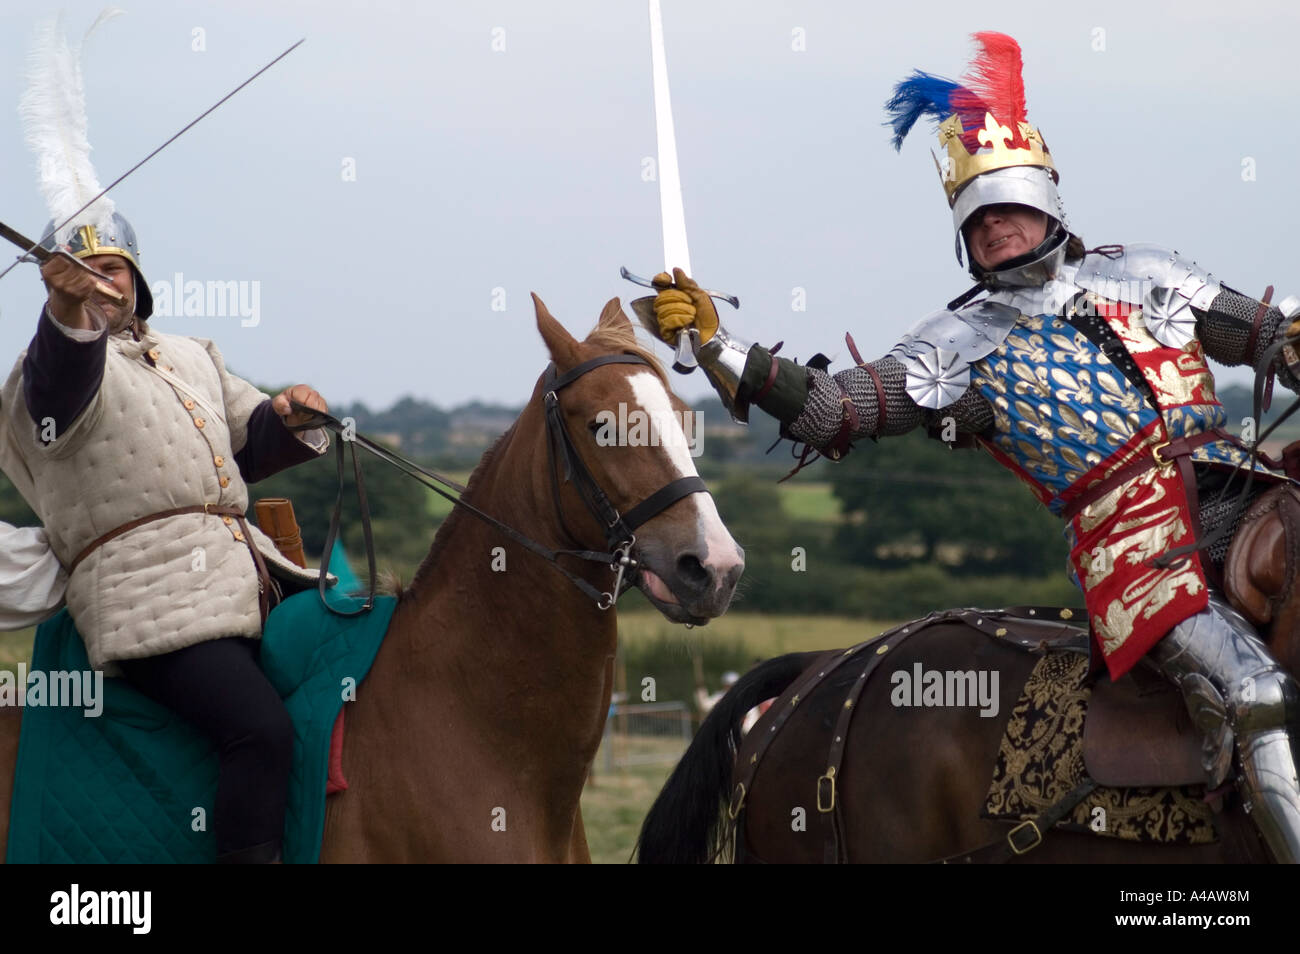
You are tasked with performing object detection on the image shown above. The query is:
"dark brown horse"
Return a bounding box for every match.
[0,295,743,862]
[638,610,1273,863]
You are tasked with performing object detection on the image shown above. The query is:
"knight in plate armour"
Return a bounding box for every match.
[650,32,1300,863]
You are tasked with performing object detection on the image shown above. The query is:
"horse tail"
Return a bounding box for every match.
[635,651,818,864]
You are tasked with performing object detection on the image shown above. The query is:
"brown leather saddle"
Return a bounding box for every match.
[978,610,1208,789]
[1082,660,1206,788]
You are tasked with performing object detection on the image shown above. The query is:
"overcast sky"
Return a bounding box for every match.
[0,0,1296,411]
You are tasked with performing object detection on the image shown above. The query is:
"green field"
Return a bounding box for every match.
[777,480,840,524]
[424,472,473,519]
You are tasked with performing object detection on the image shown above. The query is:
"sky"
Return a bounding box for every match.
[0,0,1296,411]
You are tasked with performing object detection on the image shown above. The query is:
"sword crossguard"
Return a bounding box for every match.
[619,266,740,309]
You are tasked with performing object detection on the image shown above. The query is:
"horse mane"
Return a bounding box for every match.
[584,316,670,388]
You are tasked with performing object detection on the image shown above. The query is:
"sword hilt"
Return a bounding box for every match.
[619,266,740,374]
[0,222,125,304]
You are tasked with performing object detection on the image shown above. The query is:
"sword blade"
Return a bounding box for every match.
[647,0,695,371]
[0,222,51,264]
[0,219,122,300]
[0,38,305,287]
[648,0,690,277]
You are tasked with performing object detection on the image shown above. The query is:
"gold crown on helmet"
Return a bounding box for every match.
[932,111,1057,205]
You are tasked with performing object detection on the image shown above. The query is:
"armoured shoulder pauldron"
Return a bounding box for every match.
[1072,243,1221,349]
[890,300,1019,409]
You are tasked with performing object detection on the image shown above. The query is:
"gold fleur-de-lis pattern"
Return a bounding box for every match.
[971,312,1160,511]
[967,297,1271,679]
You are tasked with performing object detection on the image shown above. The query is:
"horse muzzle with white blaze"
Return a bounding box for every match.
[543,355,743,624]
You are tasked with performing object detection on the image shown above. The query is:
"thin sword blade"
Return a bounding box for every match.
[0,38,305,287]
[648,0,691,277]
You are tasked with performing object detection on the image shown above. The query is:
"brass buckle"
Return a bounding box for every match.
[727,782,747,820]
[816,768,836,813]
[1151,440,1174,473]
[1007,819,1042,855]
[203,502,214,515]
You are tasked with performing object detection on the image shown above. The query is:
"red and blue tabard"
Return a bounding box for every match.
[968,292,1280,679]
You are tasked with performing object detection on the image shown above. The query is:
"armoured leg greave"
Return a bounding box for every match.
[1149,592,1300,863]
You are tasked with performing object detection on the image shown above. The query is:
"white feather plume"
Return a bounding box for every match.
[19,9,125,246]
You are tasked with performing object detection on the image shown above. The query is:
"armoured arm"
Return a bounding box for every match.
[645,273,997,453]
[1073,243,1300,390]
[737,346,994,457]
[1194,288,1300,391]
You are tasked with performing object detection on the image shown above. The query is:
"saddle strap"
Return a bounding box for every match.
[818,650,877,862]
[727,616,935,856]
[936,778,1099,864]
[814,606,1086,862]
[729,608,1090,862]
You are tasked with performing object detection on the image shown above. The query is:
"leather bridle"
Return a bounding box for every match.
[289,352,707,615]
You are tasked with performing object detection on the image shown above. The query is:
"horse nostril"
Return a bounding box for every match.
[676,553,712,593]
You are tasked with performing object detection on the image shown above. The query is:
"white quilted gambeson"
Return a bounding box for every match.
[0,320,327,671]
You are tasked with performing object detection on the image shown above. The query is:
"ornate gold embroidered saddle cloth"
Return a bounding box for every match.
[983,649,1220,845]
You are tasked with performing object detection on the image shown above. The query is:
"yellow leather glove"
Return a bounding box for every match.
[651,267,720,345]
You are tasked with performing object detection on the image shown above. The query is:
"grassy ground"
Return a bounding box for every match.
[581,735,682,864]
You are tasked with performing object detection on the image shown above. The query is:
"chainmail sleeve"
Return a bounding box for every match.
[783,356,994,450]
[1195,288,1300,391]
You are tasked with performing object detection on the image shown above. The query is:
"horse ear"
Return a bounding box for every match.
[597,297,629,331]
[533,293,580,366]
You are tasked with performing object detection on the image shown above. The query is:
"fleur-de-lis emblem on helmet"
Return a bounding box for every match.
[976,113,1016,155]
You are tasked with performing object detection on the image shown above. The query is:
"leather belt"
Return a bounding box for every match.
[68,503,272,626]
[1060,430,1232,523]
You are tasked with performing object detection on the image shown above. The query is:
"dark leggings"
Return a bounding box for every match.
[116,636,293,863]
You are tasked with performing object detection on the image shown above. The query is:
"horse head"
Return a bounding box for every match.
[531,293,743,624]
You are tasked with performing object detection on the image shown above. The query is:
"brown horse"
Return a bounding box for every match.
[637,611,1273,863]
[0,294,743,863]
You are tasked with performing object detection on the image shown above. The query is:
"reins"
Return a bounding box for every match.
[286,352,707,616]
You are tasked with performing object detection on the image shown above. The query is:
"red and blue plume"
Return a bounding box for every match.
[884,32,1027,152]
[952,32,1027,146]
[884,71,970,150]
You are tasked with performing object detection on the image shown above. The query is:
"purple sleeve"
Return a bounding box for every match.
[22,306,108,434]
[235,399,323,483]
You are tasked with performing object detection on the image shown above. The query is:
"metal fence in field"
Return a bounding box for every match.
[599,701,693,772]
